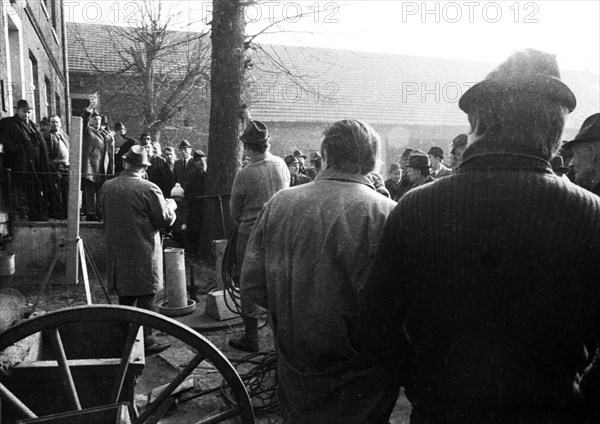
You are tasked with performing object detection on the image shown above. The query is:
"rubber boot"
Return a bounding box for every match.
[228,316,259,352]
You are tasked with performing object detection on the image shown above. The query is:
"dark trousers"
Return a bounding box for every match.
[118,294,156,346]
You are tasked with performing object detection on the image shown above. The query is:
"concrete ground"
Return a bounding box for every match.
[0,260,412,423]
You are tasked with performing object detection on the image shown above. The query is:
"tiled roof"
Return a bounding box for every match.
[68,22,599,130]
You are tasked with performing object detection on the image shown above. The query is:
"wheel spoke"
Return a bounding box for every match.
[0,382,38,419]
[195,406,241,424]
[49,327,82,410]
[135,352,206,423]
[110,323,141,404]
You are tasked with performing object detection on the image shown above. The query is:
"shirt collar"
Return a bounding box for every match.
[315,168,376,189]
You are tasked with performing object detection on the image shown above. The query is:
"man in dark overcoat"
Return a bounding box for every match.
[360,49,600,424]
[0,99,52,221]
[173,139,197,187]
[100,145,177,354]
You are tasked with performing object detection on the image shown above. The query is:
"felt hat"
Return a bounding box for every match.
[399,148,414,160]
[450,134,468,154]
[240,120,270,144]
[170,183,184,198]
[309,152,321,162]
[15,99,33,110]
[123,145,151,167]
[459,48,576,114]
[293,149,307,159]
[179,139,192,149]
[388,163,401,173]
[549,155,570,175]
[428,146,445,159]
[562,113,600,150]
[407,150,431,169]
[193,150,206,159]
[284,155,300,166]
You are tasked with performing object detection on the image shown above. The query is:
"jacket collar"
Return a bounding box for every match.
[460,152,553,174]
[315,168,376,189]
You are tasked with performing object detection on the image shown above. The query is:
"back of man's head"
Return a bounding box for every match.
[460,49,574,161]
[321,120,379,175]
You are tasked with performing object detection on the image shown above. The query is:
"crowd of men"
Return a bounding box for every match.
[230,48,600,424]
[2,47,600,423]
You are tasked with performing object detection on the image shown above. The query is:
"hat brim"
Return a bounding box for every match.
[123,156,152,167]
[459,75,576,114]
[240,135,270,144]
[561,136,599,150]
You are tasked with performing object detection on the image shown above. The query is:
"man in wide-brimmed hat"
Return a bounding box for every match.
[100,145,177,355]
[562,113,600,195]
[404,150,434,193]
[307,151,322,180]
[361,49,600,423]
[293,149,309,177]
[428,146,452,179]
[0,99,52,221]
[173,139,196,187]
[229,120,289,353]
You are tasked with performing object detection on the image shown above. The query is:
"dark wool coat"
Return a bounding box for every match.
[360,152,600,424]
[100,170,176,296]
[0,115,51,173]
[173,157,198,188]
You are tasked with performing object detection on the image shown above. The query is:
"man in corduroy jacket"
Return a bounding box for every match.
[360,49,600,424]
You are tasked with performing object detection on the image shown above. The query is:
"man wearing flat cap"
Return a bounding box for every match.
[0,99,52,221]
[229,120,289,352]
[384,163,402,200]
[393,147,416,200]
[428,146,452,179]
[101,145,177,355]
[361,49,600,423]
[563,113,600,195]
[285,154,311,187]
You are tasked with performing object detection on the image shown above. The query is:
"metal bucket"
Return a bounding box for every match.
[0,251,15,276]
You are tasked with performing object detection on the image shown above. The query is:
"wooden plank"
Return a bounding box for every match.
[66,117,83,286]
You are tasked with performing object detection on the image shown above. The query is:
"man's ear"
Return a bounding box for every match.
[590,142,600,163]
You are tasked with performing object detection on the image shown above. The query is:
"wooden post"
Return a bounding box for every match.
[66,117,83,285]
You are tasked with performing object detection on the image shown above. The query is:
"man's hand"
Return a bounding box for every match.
[165,198,177,211]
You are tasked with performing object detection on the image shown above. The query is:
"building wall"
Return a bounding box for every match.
[0,0,68,123]
[69,72,211,153]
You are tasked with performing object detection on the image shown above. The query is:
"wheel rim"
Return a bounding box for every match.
[0,305,255,424]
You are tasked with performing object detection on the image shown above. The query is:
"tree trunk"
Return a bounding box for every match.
[198,0,246,257]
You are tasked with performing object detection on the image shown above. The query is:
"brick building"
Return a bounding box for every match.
[0,0,69,126]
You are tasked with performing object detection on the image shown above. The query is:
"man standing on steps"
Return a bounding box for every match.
[228,120,289,353]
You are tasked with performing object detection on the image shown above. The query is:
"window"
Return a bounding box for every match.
[55,93,61,118]
[44,77,52,118]
[28,52,39,122]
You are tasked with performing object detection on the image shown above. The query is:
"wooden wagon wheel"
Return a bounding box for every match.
[0,305,255,424]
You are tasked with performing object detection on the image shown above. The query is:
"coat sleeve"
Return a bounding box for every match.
[358,207,409,379]
[240,201,270,309]
[146,183,176,229]
[229,171,244,226]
